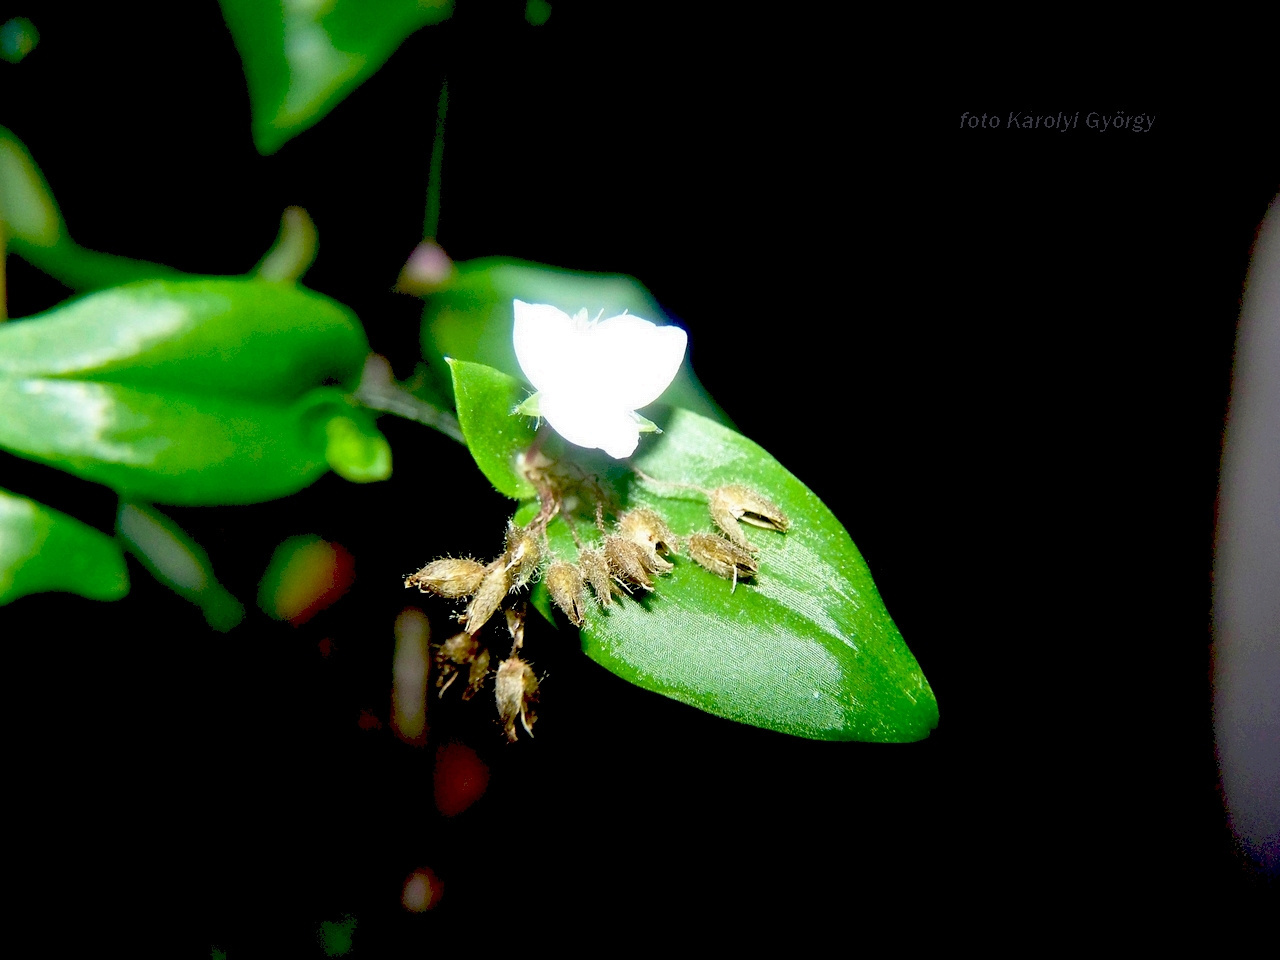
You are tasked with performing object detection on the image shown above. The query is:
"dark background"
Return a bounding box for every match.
[4,4,1275,950]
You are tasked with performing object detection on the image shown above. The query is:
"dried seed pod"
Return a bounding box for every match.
[545,560,588,626]
[578,546,620,607]
[617,508,679,556]
[687,532,759,592]
[405,557,487,598]
[503,523,542,589]
[604,535,655,592]
[708,484,790,551]
[463,559,510,635]
[495,656,539,741]
[436,631,491,699]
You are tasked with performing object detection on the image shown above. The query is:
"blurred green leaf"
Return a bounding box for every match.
[116,502,244,631]
[0,380,386,504]
[0,278,369,398]
[0,487,129,604]
[220,0,454,155]
[422,257,729,426]
[0,125,183,290]
[451,361,937,742]
[0,17,40,63]
[0,279,389,504]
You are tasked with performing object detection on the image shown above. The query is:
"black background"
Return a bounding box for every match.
[3,4,1276,951]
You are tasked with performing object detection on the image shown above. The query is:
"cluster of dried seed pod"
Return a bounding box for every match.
[405,520,546,739]
[403,479,791,740]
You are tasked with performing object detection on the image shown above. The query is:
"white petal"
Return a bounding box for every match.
[581,314,687,410]
[512,300,580,393]
[539,392,641,458]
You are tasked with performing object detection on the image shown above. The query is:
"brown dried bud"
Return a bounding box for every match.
[503,523,542,589]
[687,532,759,592]
[545,560,588,626]
[708,484,790,551]
[436,631,491,699]
[578,546,620,607]
[463,559,510,634]
[495,656,539,741]
[405,557,488,598]
[604,535,655,592]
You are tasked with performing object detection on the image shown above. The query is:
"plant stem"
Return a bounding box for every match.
[424,79,449,241]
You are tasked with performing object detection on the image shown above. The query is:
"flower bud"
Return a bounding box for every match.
[687,532,759,592]
[405,557,487,598]
[545,560,588,626]
[495,656,539,741]
[707,484,790,551]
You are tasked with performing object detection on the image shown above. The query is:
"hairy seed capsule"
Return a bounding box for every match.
[545,560,588,626]
[405,557,487,598]
[617,508,679,555]
[578,546,619,607]
[463,559,511,634]
[687,532,759,592]
[708,484,790,551]
[495,656,539,741]
[436,631,491,699]
[503,523,542,589]
[604,535,655,592]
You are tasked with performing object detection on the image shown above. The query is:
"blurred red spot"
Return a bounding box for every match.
[357,708,382,731]
[259,536,356,626]
[318,637,334,658]
[433,742,489,817]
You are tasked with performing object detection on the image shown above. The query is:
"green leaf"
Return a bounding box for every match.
[0,125,183,290]
[219,0,454,155]
[422,256,729,426]
[116,502,244,631]
[0,487,129,604]
[0,280,389,504]
[451,361,937,742]
[448,358,538,499]
[0,278,369,398]
[0,380,385,505]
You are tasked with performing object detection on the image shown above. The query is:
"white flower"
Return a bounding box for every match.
[512,299,687,459]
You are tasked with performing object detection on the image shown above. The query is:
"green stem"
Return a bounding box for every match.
[424,79,449,241]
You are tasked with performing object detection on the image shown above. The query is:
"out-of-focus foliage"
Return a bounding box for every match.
[0,126,183,291]
[116,502,245,631]
[451,360,938,742]
[219,0,454,154]
[0,487,129,604]
[0,278,389,505]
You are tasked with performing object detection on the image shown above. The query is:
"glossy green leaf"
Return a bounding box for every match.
[116,502,244,631]
[0,488,129,604]
[0,279,388,504]
[422,256,729,426]
[219,0,454,155]
[0,381,384,504]
[0,125,182,290]
[448,359,537,499]
[451,361,937,742]
[0,278,369,399]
